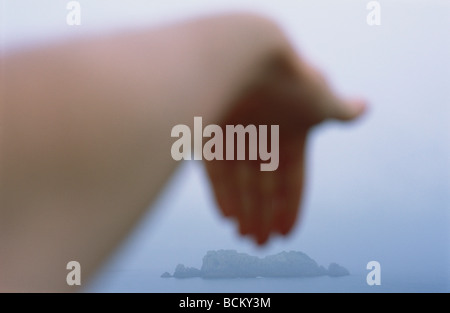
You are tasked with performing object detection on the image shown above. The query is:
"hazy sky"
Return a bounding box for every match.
[2,0,449,291]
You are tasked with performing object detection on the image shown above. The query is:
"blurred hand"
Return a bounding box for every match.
[204,35,366,244]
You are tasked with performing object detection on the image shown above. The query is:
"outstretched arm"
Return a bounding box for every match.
[0,14,365,292]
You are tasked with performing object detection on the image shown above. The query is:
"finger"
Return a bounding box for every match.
[235,162,254,236]
[272,136,306,236]
[273,163,303,235]
[254,170,276,245]
[205,160,238,218]
[329,98,367,122]
[297,61,367,123]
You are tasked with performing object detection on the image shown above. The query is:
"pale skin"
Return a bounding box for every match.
[0,14,365,292]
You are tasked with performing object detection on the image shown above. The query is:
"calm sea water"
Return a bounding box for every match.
[86,270,449,293]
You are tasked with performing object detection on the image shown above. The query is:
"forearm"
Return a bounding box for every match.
[0,14,285,291]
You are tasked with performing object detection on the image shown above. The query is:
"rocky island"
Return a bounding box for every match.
[161,250,349,279]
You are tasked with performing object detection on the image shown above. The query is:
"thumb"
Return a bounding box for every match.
[329,98,367,121]
[297,61,367,123]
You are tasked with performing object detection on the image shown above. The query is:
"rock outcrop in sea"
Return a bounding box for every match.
[162,250,349,279]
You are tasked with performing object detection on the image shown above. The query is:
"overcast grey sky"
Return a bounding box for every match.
[2,0,449,291]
